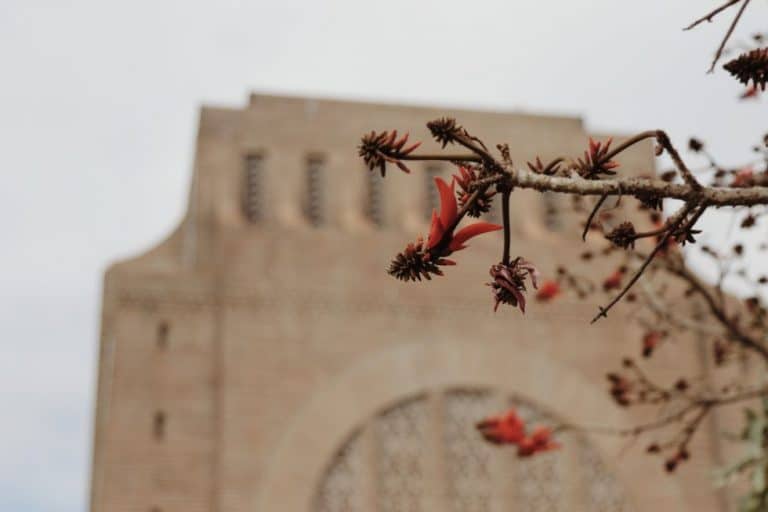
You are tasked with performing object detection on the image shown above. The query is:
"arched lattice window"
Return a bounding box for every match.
[314,388,633,512]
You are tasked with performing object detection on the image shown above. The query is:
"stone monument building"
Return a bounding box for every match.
[90,94,727,512]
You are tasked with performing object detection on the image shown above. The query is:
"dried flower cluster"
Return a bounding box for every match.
[358,130,421,177]
[454,165,496,217]
[487,258,539,313]
[574,137,620,179]
[724,47,768,91]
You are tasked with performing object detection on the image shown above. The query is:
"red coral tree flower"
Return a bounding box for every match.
[535,280,561,302]
[477,408,561,458]
[732,166,755,187]
[476,409,526,445]
[517,426,561,457]
[387,177,501,282]
[602,267,625,291]
[576,137,620,178]
[426,177,502,258]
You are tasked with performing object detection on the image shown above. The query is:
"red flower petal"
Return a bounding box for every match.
[535,281,560,302]
[435,177,457,232]
[477,408,526,445]
[426,210,445,250]
[588,137,599,157]
[449,222,502,252]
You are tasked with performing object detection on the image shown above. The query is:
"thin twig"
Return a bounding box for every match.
[399,153,481,163]
[709,0,752,72]
[665,257,768,362]
[655,130,702,189]
[600,130,659,164]
[501,188,512,265]
[591,203,702,323]
[559,385,768,438]
[684,0,741,30]
[582,194,608,241]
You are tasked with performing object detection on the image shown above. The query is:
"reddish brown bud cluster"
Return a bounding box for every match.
[607,372,633,407]
[606,359,685,408]
[358,130,421,177]
[663,447,690,473]
[723,47,768,92]
[387,237,446,282]
[487,258,540,313]
[713,339,728,366]
[527,156,562,175]
[575,137,620,179]
[731,167,768,188]
[642,331,664,358]
[688,137,704,152]
[646,438,691,473]
[635,190,664,211]
[476,408,560,458]
[454,166,496,217]
[426,117,467,148]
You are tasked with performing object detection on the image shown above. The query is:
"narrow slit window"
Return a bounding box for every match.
[156,322,169,350]
[242,154,263,222]
[153,410,166,440]
[365,170,384,226]
[304,156,325,226]
[424,165,443,220]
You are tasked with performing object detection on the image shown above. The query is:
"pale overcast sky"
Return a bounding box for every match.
[1,1,766,511]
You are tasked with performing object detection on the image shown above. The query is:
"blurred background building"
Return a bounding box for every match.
[90,94,725,512]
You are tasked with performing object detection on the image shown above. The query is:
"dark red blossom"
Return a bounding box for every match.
[477,408,560,458]
[427,177,502,253]
[388,177,501,282]
[732,167,755,187]
[476,409,525,445]
[602,268,625,291]
[517,427,560,457]
[642,331,663,358]
[607,372,633,406]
